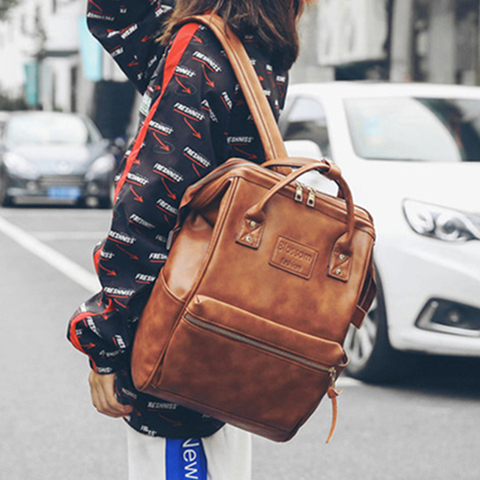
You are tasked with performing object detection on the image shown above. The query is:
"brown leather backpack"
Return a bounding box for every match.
[131,15,376,443]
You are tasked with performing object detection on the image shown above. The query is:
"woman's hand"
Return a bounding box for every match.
[88,370,133,418]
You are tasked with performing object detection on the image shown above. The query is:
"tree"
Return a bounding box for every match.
[0,0,18,20]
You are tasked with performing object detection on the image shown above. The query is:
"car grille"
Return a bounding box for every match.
[38,175,85,188]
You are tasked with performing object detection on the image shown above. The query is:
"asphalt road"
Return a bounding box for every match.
[1,206,480,480]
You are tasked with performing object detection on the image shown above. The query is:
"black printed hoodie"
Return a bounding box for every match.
[68,0,289,438]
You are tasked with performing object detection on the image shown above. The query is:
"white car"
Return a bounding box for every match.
[280,82,480,382]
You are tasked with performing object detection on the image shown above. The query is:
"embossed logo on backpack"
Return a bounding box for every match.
[270,236,318,280]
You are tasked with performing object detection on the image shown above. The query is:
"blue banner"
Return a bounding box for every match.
[24,62,39,107]
[166,438,207,480]
[78,17,103,82]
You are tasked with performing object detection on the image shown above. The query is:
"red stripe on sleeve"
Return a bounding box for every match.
[114,23,201,201]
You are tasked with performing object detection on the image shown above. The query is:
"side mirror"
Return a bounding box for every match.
[284,140,338,196]
[284,140,323,159]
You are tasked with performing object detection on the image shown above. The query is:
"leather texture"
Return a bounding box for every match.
[131,14,376,443]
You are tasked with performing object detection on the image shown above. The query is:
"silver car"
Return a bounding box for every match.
[0,111,116,208]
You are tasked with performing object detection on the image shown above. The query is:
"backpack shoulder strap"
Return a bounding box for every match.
[184,14,288,162]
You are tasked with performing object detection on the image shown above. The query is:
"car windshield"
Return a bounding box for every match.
[344,97,480,162]
[6,113,101,146]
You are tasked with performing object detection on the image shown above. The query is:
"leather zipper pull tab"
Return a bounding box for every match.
[326,369,342,444]
[307,187,316,208]
[295,184,304,203]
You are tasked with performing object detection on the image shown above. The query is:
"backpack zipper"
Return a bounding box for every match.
[184,313,336,376]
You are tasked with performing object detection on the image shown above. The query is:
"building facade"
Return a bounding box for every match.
[0,0,133,138]
[2,0,480,135]
[292,0,480,86]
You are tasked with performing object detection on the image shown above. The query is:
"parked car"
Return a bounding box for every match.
[0,111,116,208]
[280,82,480,382]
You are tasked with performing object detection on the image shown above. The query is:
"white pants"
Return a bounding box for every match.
[127,424,252,480]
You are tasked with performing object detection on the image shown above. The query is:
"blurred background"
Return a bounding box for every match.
[1,1,480,480]
[2,1,480,134]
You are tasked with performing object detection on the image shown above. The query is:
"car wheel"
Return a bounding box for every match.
[345,271,416,383]
[0,174,13,207]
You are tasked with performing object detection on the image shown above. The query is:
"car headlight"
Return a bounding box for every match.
[3,152,38,178]
[89,154,116,175]
[403,199,480,242]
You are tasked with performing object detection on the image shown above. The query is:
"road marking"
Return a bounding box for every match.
[0,215,100,294]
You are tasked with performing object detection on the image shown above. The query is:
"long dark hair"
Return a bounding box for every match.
[159,0,307,71]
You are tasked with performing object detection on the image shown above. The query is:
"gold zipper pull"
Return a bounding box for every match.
[326,368,342,444]
[307,187,316,208]
[295,184,304,203]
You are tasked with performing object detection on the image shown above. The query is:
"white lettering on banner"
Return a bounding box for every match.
[182,439,201,479]
[183,449,196,463]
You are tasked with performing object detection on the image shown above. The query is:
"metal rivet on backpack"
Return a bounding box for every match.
[335,269,342,275]
[246,235,253,243]
[250,221,257,228]
[339,254,346,261]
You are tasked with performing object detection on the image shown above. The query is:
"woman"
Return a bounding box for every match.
[68,0,307,478]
